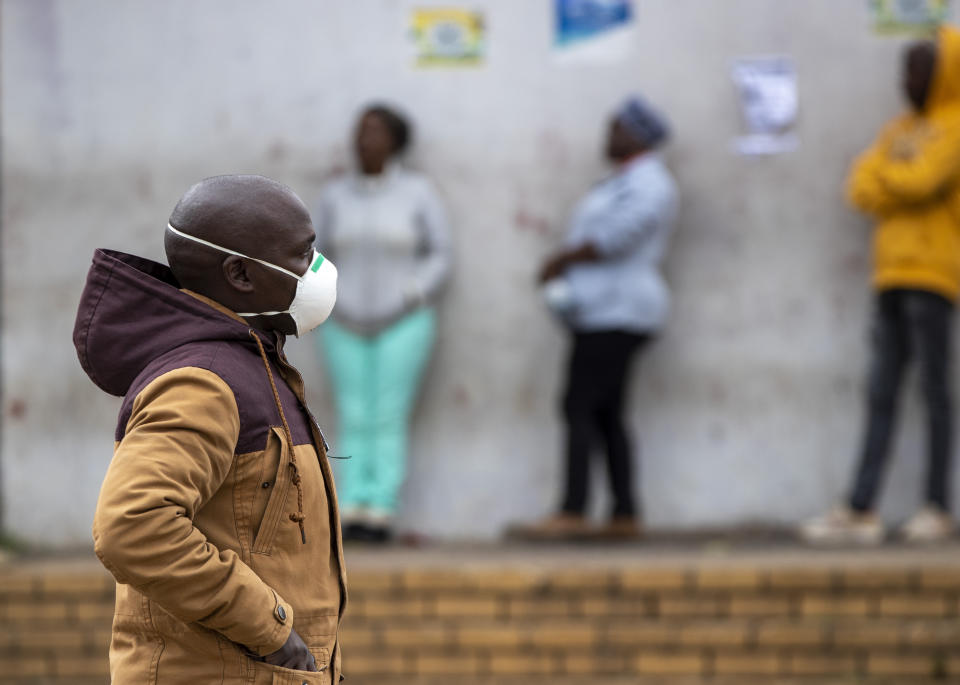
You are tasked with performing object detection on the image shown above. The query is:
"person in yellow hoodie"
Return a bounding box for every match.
[802,27,960,545]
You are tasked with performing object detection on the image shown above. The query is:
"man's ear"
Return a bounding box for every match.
[223,255,255,293]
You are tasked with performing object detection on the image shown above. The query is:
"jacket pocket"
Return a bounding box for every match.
[266,649,330,684]
[252,426,294,556]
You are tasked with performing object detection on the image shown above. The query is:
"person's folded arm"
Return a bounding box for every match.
[874,118,960,203]
[93,366,292,656]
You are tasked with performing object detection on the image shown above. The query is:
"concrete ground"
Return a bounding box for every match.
[5,538,960,571]
[342,538,960,569]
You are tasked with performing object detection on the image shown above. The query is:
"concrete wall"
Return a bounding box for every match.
[4,0,956,545]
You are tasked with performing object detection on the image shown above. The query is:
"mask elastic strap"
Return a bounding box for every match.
[235,308,292,317]
[166,223,304,281]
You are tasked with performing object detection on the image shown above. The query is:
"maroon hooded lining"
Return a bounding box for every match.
[73,249,271,397]
[73,249,315,454]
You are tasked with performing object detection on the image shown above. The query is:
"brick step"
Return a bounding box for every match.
[4,620,959,678]
[3,556,960,683]
[10,676,952,685]
[341,618,960,651]
[344,593,960,620]
[336,622,960,679]
[352,679,960,685]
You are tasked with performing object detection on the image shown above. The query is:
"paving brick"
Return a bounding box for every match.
[0,657,50,677]
[577,596,649,618]
[879,594,948,618]
[902,620,960,647]
[765,567,836,590]
[713,652,782,676]
[342,653,408,676]
[381,625,453,649]
[728,595,792,617]
[634,651,705,675]
[434,596,500,619]
[800,595,872,616]
[337,626,378,649]
[755,620,827,647]
[617,568,690,592]
[561,652,627,675]
[488,653,556,675]
[17,629,87,651]
[473,569,549,593]
[832,620,902,647]
[786,654,859,676]
[604,622,678,647]
[918,567,960,590]
[91,629,112,650]
[53,655,110,677]
[4,602,70,624]
[458,625,526,649]
[507,597,574,619]
[39,573,113,597]
[413,653,482,676]
[358,597,431,620]
[695,568,762,591]
[402,570,476,592]
[72,602,116,623]
[0,574,37,597]
[840,568,915,590]
[529,625,596,648]
[868,654,937,677]
[347,570,401,594]
[549,570,614,592]
[677,622,749,647]
[658,595,725,618]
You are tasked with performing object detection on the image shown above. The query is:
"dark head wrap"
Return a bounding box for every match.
[616,96,670,148]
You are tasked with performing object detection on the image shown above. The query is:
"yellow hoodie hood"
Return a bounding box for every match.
[928,24,960,114]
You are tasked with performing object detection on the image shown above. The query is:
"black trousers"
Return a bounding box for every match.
[849,289,955,512]
[560,330,648,518]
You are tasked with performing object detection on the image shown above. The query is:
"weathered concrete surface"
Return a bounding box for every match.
[3,0,956,545]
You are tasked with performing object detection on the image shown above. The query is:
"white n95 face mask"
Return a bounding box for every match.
[167,223,338,336]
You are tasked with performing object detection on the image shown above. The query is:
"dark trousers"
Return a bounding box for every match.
[560,330,648,518]
[849,289,955,512]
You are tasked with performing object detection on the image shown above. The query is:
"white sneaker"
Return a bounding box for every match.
[799,506,885,546]
[900,506,955,543]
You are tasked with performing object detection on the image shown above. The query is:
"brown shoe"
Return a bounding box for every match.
[594,516,642,541]
[506,513,593,541]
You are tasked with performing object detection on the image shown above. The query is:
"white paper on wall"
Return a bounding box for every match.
[731,56,799,155]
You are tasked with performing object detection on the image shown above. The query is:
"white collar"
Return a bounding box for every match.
[352,159,402,192]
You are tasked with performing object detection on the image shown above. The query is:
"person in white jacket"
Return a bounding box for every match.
[314,104,453,543]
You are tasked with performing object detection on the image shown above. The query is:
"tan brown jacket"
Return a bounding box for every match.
[74,249,346,684]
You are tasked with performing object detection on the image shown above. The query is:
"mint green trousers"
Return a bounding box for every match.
[318,308,436,515]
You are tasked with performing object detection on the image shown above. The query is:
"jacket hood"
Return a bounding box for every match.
[74,249,276,397]
[929,25,960,112]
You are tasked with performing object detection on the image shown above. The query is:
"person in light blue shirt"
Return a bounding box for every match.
[518,96,678,541]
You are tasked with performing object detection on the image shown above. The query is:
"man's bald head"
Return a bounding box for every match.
[166,175,310,288]
[164,175,317,334]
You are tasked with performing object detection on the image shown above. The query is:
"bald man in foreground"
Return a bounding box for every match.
[74,175,346,684]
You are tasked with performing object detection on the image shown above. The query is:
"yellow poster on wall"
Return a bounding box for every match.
[410,8,486,67]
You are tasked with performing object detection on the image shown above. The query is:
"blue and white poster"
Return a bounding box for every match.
[554,0,635,64]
